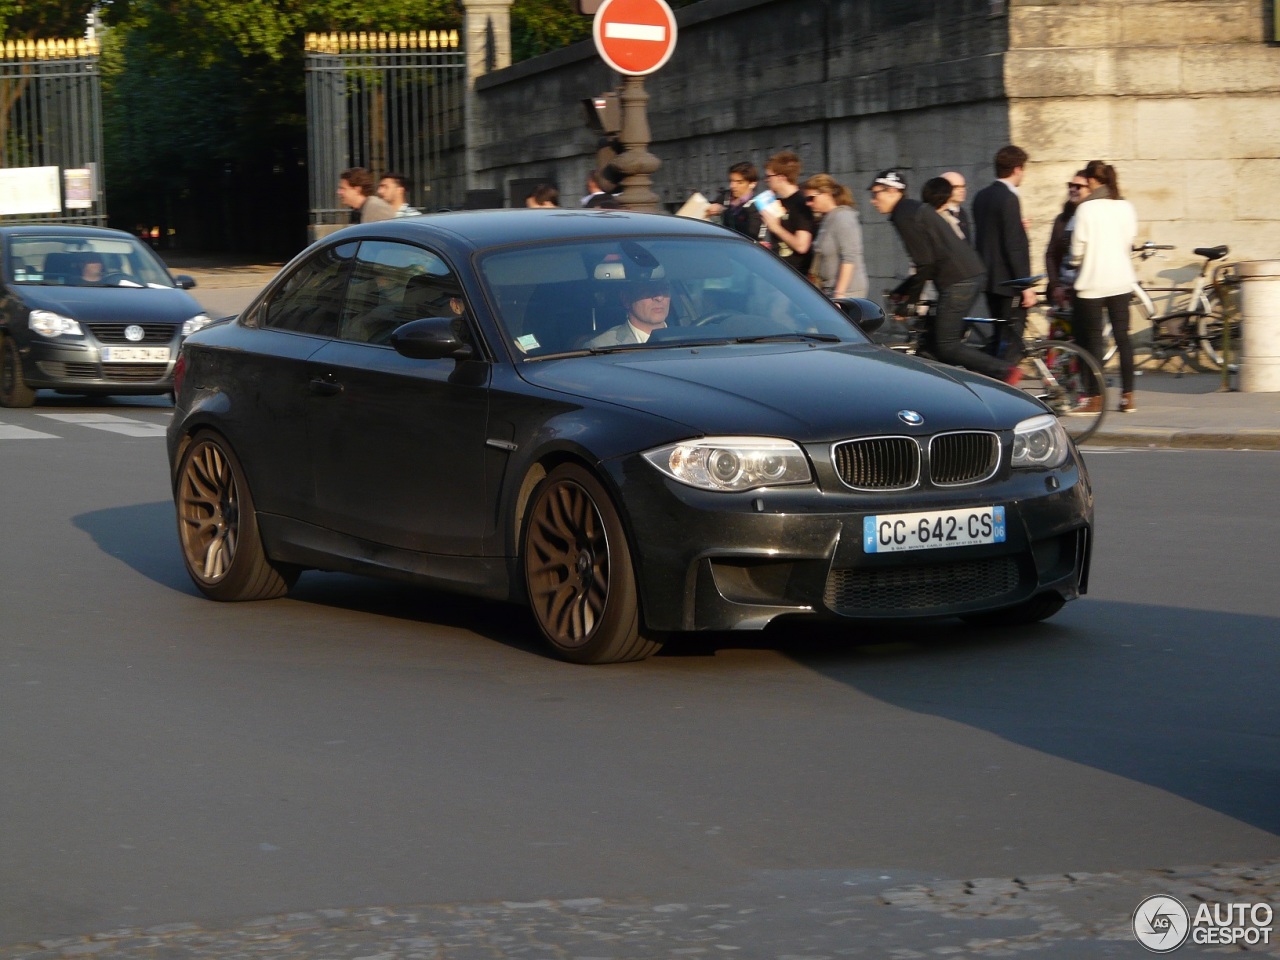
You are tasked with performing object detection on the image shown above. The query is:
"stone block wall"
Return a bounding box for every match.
[1008,0,1280,288]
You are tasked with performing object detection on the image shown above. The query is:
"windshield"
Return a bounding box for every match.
[6,236,177,288]
[477,236,869,359]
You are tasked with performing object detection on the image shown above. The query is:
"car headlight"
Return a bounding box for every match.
[1011,414,1070,469]
[29,309,83,338]
[643,437,812,492]
[182,313,212,337]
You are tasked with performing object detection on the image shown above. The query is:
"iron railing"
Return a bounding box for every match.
[0,37,106,226]
[305,30,466,227]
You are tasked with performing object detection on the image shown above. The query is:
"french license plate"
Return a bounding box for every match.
[863,506,1006,554]
[101,346,169,363]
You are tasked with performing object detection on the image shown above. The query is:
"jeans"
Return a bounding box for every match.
[1075,292,1133,392]
[986,292,1027,361]
[934,275,1012,380]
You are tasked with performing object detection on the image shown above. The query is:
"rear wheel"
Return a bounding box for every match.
[1017,341,1106,443]
[522,464,662,664]
[1196,312,1239,368]
[175,431,297,601]
[0,334,36,408]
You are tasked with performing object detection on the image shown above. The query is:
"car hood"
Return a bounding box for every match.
[17,285,205,324]
[517,342,1044,440]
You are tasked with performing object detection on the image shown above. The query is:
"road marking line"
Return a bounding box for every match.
[37,413,168,437]
[604,22,666,41]
[0,423,59,440]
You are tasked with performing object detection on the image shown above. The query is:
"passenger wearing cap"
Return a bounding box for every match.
[867,169,1022,385]
[583,277,671,347]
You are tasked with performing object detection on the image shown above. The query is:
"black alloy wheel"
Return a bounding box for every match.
[175,432,297,601]
[522,464,662,664]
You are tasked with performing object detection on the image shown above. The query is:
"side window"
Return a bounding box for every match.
[338,239,468,345]
[261,241,357,336]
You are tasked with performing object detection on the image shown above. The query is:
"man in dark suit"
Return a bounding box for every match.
[972,146,1035,359]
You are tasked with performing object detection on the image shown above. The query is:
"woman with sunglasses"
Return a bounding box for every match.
[1071,160,1138,413]
[801,174,867,299]
[1045,171,1091,309]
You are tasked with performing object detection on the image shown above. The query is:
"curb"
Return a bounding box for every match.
[1087,430,1280,450]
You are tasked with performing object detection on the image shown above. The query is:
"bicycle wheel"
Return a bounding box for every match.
[1015,341,1107,443]
[1195,311,1240,368]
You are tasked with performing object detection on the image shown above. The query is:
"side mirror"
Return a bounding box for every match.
[833,296,886,335]
[390,316,475,361]
[173,274,197,290]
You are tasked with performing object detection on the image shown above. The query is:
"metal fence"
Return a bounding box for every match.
[0,37,106,225]
[305,30,467,227]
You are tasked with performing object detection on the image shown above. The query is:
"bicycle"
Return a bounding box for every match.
[881,279,1107,443]
[1126,241,1236,369]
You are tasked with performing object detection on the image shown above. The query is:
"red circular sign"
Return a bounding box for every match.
[593,0,678,76]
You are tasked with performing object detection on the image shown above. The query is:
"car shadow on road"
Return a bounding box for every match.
[766,601,1280,836]
[73,500,547,655]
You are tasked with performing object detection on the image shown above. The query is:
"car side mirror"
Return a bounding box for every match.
[173,274,198,290]
[391,316,475,361]
[833,296,886,335]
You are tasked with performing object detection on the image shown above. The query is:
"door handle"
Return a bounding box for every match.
[309,377,343,396]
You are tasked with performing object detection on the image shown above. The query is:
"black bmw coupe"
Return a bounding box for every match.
[167,209,1092,663]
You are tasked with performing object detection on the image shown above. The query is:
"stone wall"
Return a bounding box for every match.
[471,0,1280,293]
[1008,0,1280,288]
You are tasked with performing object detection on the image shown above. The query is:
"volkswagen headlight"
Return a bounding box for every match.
[643,437,811,492]
[29,309,83,338]
[1011,414,1069,469]
[182,313,212,337]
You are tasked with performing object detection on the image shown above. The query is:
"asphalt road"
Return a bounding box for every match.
[1,413,1277,955]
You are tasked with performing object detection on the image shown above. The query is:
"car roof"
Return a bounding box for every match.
[328,208,741,254]
[0,224,140,241]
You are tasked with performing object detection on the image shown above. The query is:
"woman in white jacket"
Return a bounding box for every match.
[1070,161,1138,413]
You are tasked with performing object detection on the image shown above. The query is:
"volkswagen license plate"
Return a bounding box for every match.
[863,506,1006,553]
[101,346,169,363]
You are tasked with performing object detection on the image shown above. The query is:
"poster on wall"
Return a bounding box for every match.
[0,166,62,216]
[64,168,94,209]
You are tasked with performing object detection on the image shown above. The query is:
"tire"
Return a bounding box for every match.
[1196,312,1239,368]
[1020,341,1106,443]
[175,431,297,601]
[960,593,1065,627]
[522,463,662,664]
[0,334,36,408]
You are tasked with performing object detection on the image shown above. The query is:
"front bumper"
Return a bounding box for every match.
[606,449,1093,633]
[17,332,179,394]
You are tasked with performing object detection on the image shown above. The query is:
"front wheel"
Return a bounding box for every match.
[175,431,298,601]
[0,334,36,407]
[522,464,662,664]
[1017,341,1106,443]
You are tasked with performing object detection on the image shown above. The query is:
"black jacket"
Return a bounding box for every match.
[972,180,1031,295]
[889,198,985,300]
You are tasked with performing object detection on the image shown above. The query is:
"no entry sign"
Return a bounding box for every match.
[593,0,678,76]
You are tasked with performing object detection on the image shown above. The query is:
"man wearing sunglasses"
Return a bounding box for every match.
[584,278,672,347]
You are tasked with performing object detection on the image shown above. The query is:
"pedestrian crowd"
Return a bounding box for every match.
[704,145,1139,413]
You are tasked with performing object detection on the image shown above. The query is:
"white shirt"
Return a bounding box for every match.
[1069,198,1138,299]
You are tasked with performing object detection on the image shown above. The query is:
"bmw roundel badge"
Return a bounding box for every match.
[897,410,924,426]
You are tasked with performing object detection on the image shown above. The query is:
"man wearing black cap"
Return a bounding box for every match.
[868,170,1021,384]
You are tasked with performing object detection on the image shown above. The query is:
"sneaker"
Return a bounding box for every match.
[1119,392,1136,413]
[1074,395,1103,414]
[1003,365,1023,387]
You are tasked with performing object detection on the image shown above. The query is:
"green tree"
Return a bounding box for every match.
[0,3,96,39]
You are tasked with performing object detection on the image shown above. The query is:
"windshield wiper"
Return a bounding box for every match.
[732,332,842,344]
